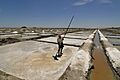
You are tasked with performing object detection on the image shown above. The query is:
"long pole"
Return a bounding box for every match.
[64,16,74,37]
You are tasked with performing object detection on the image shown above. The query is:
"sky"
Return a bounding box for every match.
[0,0,120,28]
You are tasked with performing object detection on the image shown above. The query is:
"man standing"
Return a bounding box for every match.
[52,16,74,60]
[57,34,64,57]
[53,34,64,60]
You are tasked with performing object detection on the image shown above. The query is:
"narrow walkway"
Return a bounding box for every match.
[90,31,115,80]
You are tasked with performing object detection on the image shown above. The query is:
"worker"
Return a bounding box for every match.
[57,34,64,57]
[53,34,64,60]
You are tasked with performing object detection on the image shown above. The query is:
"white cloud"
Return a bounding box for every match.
[73,0,94,6]
[72,0,112,6]
[73,2,87,6]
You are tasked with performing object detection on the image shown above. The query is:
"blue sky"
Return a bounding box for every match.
[0,0,120,28]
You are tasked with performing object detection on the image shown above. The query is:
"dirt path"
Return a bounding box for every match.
[90,31,116,80]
